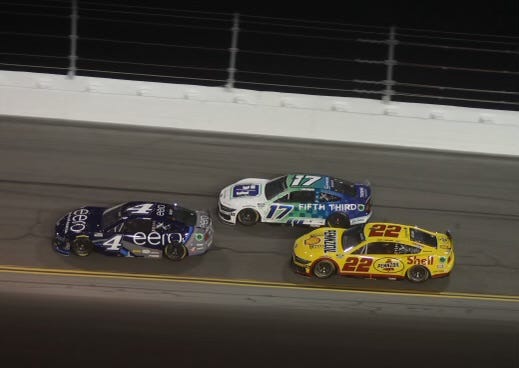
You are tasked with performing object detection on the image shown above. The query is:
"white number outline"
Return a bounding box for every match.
[291,175,321,187]
[103,235,123,251]
[126,203,154,215]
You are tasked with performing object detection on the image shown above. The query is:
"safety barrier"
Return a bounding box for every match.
[1,70,518,157]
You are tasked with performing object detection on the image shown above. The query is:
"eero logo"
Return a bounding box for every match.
[69,209,89,233]
[102,232,183,251]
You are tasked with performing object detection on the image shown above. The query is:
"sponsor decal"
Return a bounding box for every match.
[304,236,321,246]
[287,219,305,225]
[374,258,404,273]
[195,233,204,242]
[439,256,446,263]
[233,184,260,197]
[328,203,365,212]
[198,215,210,228]
[407,255,434,266]
[133,232,183,246]
[323,230,337,253]
[298,203,326,211]
[359,187,366,198]
[67,209,89,233]
[156,204,166,216]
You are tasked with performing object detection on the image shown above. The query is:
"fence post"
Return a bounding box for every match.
[382,25,397,103]
[67,0,78,79]
[225,13,240,90]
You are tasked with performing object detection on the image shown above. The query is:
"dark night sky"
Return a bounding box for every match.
[1,0,518,110]
[184,0,519,35]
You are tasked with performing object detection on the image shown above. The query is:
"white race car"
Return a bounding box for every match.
[217,174,372,227]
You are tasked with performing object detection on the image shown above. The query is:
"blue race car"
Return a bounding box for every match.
[218,173,372,227]
[54,201,213,261]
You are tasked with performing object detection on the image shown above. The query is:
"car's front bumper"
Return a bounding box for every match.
[292,254,312,276]
[217,201,238,225]
[53,237,70,256]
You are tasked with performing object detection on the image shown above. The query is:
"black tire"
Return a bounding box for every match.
[237,208,260,226]
[326,213,350,228]
[406,265,430,283]
[71,236,93,257]
[312,259,336,279]
[164,242,188,261]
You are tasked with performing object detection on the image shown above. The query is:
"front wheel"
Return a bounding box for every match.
[326,213,350,228]
[312,259,336,279]
[164,242,188,261]
[406,265,430,283]
[237,208,260,226]
[71,236,93,257]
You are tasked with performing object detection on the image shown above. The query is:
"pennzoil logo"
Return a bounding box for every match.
[374,258,404,273]
[323,230,337,253]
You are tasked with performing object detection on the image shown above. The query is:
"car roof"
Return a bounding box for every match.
[362,222,438,248]
[119,201,175,220]
[285,174,353,190]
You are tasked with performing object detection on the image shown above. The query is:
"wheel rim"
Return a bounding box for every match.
[327,214,347,228]
[314,261,334,278]
[409,267,427,282]
[74,238,91,256]
[166,244,186,260]
[239,209,257,225]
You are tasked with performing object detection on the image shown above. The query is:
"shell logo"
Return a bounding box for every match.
[374,258,404,273]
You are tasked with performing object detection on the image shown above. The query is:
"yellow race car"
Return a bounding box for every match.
[292,222,454,282]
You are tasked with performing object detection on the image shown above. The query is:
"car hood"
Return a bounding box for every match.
[219,178,269,205]
[55,206,104,237]
[294,228,347,259]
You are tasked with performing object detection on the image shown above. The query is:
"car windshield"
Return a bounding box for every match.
[101,203,125,229]
[172,206,197,227]
[265,176,287,200]
[410,228,437,248]
[341,226,365,252]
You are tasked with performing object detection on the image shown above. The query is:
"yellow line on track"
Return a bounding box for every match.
[1,265,518,303]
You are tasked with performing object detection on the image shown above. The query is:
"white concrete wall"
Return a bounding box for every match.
[1,70,518,156]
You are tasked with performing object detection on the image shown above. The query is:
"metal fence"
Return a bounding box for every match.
[1,0,518,110]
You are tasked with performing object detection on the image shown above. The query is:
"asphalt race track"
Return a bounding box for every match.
[0,116,518,367]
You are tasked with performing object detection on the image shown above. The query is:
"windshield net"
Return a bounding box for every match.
[265,176,287,200]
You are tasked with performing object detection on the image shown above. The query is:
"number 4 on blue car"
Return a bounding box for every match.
[53,201,213,261]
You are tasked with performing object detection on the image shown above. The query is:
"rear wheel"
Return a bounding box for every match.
[164,242,188,261]
[312,259,336,279]
[326,213,350,228]
[406,265,430,283]
[71,236,93,257]
[237,208,260,226]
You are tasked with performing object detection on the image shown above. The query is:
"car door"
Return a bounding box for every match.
[286,189,319,225]
[265,189,316,224]
[357,241,407,277]
[102,218,161,257]
[340,243,375,275]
